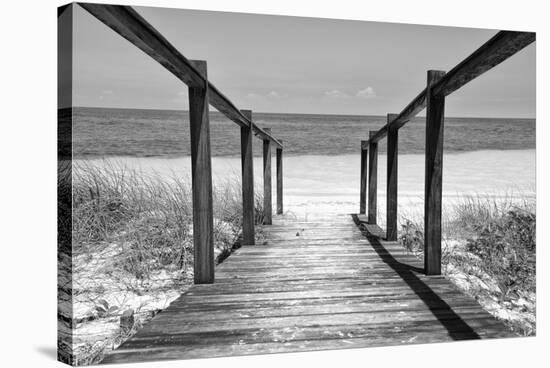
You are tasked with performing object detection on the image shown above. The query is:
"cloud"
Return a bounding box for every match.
[98,89,114,100]
[246,91,286,99]
[324,89,349,99]
[356,87,376,99]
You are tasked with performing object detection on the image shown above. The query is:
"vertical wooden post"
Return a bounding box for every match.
[276,143,283,215]
[424,70,446,275]
[386,113,399,241]
[359,141,368,214]
[263,128,273,224]
[188,60,214,284]
[240,109,255,245]
[367,131,378,224]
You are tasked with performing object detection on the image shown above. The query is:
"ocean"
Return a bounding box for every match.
[73,107,535,158]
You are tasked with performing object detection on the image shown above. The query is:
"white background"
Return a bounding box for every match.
[0,0,547,367]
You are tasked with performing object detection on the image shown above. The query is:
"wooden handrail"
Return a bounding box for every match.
[80,3,283,148]
[360,30,535,276]
[364,31,535,146]
[75,3,285,284]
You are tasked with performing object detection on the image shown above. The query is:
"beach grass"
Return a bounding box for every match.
[399,194,536,335]
[60,160,264,365]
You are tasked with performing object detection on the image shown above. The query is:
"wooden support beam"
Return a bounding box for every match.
[263,128,273,225]
[241,110,255,245]
[188,60,214,284]
[359,141,368,214]
[424,70,446,276]
[367,131,378,224]
[276,144,283,215]
[366,31,535,144]
[386,113,399,241]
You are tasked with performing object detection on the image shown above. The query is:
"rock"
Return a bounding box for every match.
[120,309,134,333]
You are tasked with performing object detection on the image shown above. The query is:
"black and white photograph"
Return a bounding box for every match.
[3,0,548,367]
[56,1,539,365]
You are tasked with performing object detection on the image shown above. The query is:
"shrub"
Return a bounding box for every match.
[465,208,536,301]
[71,160,267,277]
[399,219,424,254]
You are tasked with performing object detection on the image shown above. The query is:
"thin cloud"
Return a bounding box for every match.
[356,87,376,99]
[99,89,114,100]
[246,92,262,99]
[324,89,349,99]
[247,91,285,99]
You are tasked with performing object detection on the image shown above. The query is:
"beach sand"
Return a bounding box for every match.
[78,149,535,223]
[68,149,536,359]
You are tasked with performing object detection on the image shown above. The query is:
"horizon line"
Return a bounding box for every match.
[66,105,536,120]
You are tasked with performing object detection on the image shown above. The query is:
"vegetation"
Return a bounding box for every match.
[58,160,264,365]
[399,195,536,335]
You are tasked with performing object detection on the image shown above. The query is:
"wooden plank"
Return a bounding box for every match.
[432,31,535,98]
[102,215,515,363]
[367,131,378,224]
[359,141,368,214]
[365,31,535,145]
[424,70,446,275]
[79,3,282,148]
[138,309,499,334]
[263,128,273,224]
[386,113,399,241]
[125,318,510,346]
[165,293,481,313]
[103,319,513,364]
[188,60,214,284]
[103,322,513,364]
[276,145,283,214]
[240,110,255,246]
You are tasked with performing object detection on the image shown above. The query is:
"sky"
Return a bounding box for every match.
[72,4,535,118]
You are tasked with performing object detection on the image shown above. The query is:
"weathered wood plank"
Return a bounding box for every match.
[424,70,446,275]
[276,145,283,214]
[240,110,255,245]
[102,215,515,363]
[432,31,535,98]
[103,319,512,364]
[188,60,214,284]
[139,309,501,334]
[364,31,535,145]
[263,128,273,224]
[367,131,378,224]
[386,113,399,241]
[360,141,368,214]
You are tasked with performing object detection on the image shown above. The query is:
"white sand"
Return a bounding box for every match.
[78,149,535,221]
[69,149,536,357]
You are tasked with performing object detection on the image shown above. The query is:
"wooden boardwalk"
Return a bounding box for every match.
[101,214,516,364]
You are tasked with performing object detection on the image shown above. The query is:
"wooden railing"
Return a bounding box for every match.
[80,4,284,284]
[359,31,535,275]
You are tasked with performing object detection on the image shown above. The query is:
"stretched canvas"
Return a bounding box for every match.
[58,2,536,365]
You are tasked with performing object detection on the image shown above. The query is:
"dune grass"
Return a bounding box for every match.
[399,194,536,335]
[59,160,265,365]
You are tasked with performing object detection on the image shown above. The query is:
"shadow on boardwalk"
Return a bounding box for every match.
[101,214,515,364]
[351,214,480,340]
